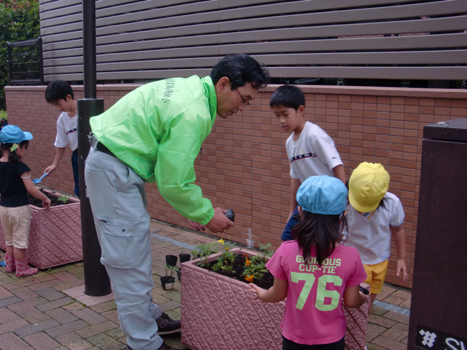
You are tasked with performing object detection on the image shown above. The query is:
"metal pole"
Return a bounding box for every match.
[78,0,111,296]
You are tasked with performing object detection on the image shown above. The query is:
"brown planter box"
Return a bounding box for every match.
[181,248,370,350]
[0,189,82,269]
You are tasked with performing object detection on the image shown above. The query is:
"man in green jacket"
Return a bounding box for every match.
[85,54,269,350]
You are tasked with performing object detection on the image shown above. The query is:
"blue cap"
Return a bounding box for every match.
[296,175,348,215]
[0,125,33,144]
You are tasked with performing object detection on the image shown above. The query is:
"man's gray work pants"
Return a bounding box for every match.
[85,142,163,350]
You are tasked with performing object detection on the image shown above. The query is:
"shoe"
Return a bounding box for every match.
[156,312,181,335]
[127,342,178,350]
[15,257,38,277]
[5,253,15,273]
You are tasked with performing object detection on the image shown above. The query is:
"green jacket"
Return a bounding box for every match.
[90,75,217,225]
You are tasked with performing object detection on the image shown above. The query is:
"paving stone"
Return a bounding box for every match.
[105,328,125,340]
[11,287,40,301]
[368,313,397,328]
[163,290,181,303]
[36,288,66,301]
[366,323,387,342]
[28,279,64,291]
[3,278,36,291]
[370,306,389,316]
[381,294,407,306]
[101,310,119,324]
[64,302,86,312]
[45,320,89,337]
[75,320,119,338]
[90,300,117,314]
[0,332,33,350]
[16,308,51,324]
[383,310,410,325]
[14,319,60,337]
[52,271,82,283]
[372,335,406,350]
[87,333,126,350]
[55,331,84,345]
[0,276,16,286]
[24,332,60,350]
[0,286,14,299]
[54,280,86,292]
[7,297,48,312]
[46,308,79,324]
[159,300,181,312]
[36,296,74,312]
[0,319,29,335]
[0,296,22,308]
[382,322,409,342]
[0,307,21,324]
[165,310,180,321]
[150,292,170,305]
[67,339,94,350]
[73,308,108,325]
[366,343,387,350]
[400,298,411,309]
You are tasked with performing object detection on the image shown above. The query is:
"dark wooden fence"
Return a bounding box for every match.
[40,0,467,82]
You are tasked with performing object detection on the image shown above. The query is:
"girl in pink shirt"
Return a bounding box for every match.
[249,175,368,350]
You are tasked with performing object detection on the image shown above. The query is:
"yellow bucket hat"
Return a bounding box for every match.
[349,162,390,213]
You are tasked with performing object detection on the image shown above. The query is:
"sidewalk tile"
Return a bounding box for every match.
[16,308,51,323]
[45,308,79,324]
[7,297,48,312]
[76,320,119,338]
[0,307,21,324]
[36,296,74,311]
[0,332,33,350]
[62,285,85,298]
[0,286,14,299]
[73,308,108,325]
[45,319,89,337]
[366,323,387,342]
[90,300,117,314]
[382,322,409,342]
[101,310,119,324]
[0,319,29,335]
[64,302,86,312]
[52,271,82,283]
[368,314,397,328]
[54,280,85,292]
[159,300,181,312]
[36,288,66,301]
[372,335,406,350]
[29,279,64,291]
[76,292,115,307]
[0,296,22,308]
[55,331,85,345]
[87,333,126,350]
[11,287,39,301]
[105,328,125,340]
[14,319,60,337]
[383,310,410,325]
[24,332,60,350]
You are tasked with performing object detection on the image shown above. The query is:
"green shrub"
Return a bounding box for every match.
[0,0,40,110]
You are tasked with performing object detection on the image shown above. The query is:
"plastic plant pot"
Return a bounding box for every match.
[160,276,175,291]
[177,269,182,282]
[179,253,191,263]
[165,255,178,267]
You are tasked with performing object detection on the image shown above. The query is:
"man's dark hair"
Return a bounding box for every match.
[270,85,305,110]
[45,80,74,103]
[210,54,270,90]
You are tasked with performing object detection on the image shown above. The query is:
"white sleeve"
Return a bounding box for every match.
[389,197,405,227]
[311,135,343,171]
[54,114,69,148]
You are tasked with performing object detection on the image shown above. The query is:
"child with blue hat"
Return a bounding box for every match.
[0,125,51,277]
[248,175,367,350]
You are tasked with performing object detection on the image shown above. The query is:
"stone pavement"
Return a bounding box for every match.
[0,220,411,350]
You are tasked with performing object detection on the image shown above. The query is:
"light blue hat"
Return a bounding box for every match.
[296,175,348,215]
[0,125,33,143]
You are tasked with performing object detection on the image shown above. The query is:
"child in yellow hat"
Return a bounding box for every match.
[344,162,407,306]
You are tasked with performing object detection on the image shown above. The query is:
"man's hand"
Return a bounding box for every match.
[187,219,206,231]
[205,207,234,233]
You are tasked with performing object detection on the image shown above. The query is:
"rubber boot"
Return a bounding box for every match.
[15,257,38,277]
[5,253,15,273]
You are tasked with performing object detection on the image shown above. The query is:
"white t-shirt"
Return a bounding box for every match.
[54,112,78,151]
[344,192,405,265]
[286,121,343,183]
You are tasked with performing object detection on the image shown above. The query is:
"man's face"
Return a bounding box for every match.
[215,78,259,119]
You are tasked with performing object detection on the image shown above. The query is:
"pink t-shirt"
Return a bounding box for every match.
[266,241,367,345]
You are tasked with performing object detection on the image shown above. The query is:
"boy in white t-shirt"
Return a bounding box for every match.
[270,85,346,241]
[344,162,407,306]
[44,81,79,197]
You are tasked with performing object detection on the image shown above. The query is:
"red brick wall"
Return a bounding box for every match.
[5,84,467,288]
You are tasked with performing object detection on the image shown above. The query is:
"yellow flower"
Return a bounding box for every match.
[245,275,254,283]
[218,238,225,244]
[245,258,251,266]
[225,247,229,251]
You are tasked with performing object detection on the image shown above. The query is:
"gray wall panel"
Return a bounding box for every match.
[40,0,467,82]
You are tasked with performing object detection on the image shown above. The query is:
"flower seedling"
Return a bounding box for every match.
[191,243,218,268]
[57,195,69,204]
[211,238,236,275]
[242,243,273,284]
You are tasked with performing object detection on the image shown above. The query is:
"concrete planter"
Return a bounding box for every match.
[0,189,82,269]
[181,248,370,350]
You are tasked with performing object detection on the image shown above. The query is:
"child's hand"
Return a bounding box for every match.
[42,197,51,209]
[396,258,407,282]
[248,283,266,301]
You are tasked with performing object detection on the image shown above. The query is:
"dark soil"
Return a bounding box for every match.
[203,253,274,289]
[28,189,71,208]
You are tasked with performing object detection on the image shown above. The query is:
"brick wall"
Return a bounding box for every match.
[5,84,467,288]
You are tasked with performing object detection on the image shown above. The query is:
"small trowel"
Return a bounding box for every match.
[33,172,51,184]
